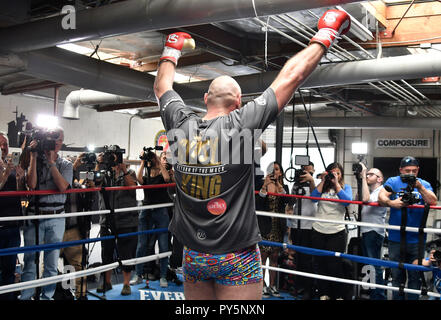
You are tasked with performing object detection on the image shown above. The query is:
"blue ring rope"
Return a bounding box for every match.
[0,228,168,257]
[259,240,437,273]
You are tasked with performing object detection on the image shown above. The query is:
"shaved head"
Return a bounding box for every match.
[205,76,241,110]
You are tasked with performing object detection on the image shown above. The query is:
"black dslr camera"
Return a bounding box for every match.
[433,250,441,265]
[79,152,103,182]
[102,145,125,168]
[19,126,60,154]
[294,169,309,188]
[352,162,363,174]
[325,172,335,182]
[398,174,421,205]
[81,152,97,168]
[140,146,163,163]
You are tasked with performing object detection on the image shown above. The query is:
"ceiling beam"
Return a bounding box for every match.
[0,0,362,53]
[1,80,63,95]
[96,101,157,112]
[296,116,441,129]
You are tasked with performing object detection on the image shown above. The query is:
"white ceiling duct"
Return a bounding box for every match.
[63,89,141,119]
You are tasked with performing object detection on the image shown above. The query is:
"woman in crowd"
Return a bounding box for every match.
[310,162,352,300]
[258,161,289,298]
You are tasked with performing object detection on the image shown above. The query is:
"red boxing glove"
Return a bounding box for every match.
[309,9,351,50]
[160,32,195,66]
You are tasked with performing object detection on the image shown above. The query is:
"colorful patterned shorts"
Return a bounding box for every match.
[182,244,263,286]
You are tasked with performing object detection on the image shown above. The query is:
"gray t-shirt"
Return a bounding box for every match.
[360,185,387,236]
[29,155,73,211]
[290,185,317,230]
[160,88,279,254]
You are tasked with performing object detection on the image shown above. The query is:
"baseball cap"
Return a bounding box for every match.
[400,156,419,168]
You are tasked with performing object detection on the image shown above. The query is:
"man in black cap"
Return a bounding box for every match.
[378,156,437,300]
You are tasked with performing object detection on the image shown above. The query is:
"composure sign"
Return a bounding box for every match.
[376,138,430,148]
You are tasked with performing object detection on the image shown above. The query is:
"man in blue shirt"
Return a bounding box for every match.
[378,156,437,300]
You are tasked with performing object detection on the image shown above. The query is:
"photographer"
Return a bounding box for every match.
[378,156,437,300]
[412,249,441,299]
[134,148,170,288]
[310,162,352,300]
[96,149,138,296]
[21,126,73,300]
[0,132,25,300]
[357,164,387,300]
[288,161,317,300]
[258,161,289,298]
[59,153,97,300]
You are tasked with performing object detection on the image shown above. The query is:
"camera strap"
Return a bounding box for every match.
[417,203,431,296]
[398,207,408,297]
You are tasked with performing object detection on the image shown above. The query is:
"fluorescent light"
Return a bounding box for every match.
[336,6,374,42]
[36,114,59,129]
[148,71,195,83]
[56,43,93,55]
[352,142,368,155]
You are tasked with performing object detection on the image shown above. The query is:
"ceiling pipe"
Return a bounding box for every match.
[295,117,441,129]
[181,53,441,99]
[16,48,441,106]
[0,0,360,53]
[62,89,141,119]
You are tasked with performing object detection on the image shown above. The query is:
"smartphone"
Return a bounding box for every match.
[12,152,21,166]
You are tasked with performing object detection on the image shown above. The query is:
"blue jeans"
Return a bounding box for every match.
[145,208,169,278]
[361,230,386,300]
[0,226,21,300]
[135,209,153,276]
[20,218,65,300]
[388,241,422,300]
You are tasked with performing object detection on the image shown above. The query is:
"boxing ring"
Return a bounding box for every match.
[0,184,440,300]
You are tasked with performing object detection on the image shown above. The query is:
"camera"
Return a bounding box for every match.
[352,162,363,174]
[325,172,335,182]
[81,152,97,170]
[19,126,60,154]
[82,152,97,165]
[397,174,420,205]
[79,170,104,182]
[433,250,441,263]
[140,146,163,163]
[294,169,309,187]
[101,145,125,168]
[400,173,417,186]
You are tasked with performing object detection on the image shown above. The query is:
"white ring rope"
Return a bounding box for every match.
[262,265,441,299]
[0,203,174,222]
[0,251,171,295]
[256,210,441,235]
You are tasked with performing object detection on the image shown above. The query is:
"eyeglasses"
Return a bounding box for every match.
[366,173,379,178]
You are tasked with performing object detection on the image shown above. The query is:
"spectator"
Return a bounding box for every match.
[0,132,25,300]
[358,164,387,300]
[310,162,352,300]
[288,161,318,300]
[97,154,138,296]
[21,126,73,300]
[135,150,170,288]
[60,153,97,300]
[412,249,441,300]
[378,156,437,300]
[258,161,289,298]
